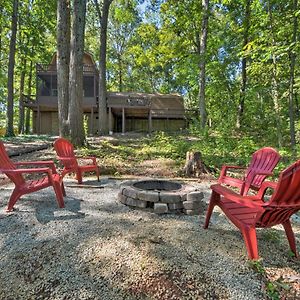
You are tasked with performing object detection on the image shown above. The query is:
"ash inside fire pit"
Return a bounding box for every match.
[118,179,204,215]
[132,180,182,191]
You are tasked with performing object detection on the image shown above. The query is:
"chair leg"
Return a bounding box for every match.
[61,181,66,197]
[241,227,259,260]
[282,220,298,258]
[6,188,23,212]
[52,181,65,208]
[96,166,100,182]
[76,170,83,184]
[203,190,219,229]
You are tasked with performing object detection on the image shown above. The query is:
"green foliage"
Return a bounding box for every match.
[0,134,53,143]
[248,252,293,300]
[248,259,265,275]
[266,282,281,300]
[0,0,300,155]
[78,129,297,178]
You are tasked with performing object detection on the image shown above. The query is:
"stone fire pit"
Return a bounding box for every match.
[118,179,204,215]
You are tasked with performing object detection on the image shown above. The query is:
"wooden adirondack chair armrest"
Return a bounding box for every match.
[14,161,57,174]
[75,156,97,163]
[57,157,72,160]
[219,165,246,178]
[256,181,277,199]
[1,167,53,178]
[211,184,263,207]
[57,157,76,163]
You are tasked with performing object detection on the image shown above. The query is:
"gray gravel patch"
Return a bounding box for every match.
[0,178,299,299]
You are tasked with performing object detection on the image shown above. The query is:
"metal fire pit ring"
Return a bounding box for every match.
[118,179,204,215]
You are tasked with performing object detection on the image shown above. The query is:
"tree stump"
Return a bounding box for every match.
[183,151,210,177]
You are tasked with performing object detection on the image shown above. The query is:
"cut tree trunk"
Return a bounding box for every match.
[183,151,210,177]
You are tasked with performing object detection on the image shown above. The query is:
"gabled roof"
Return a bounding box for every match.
[50,52,97,66]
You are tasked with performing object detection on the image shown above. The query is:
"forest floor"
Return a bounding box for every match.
[0,135,299,300]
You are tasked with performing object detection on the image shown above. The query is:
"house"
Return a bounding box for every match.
[24,52,186,135]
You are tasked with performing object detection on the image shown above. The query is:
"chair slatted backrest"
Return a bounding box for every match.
[245,147,280,188]
[0,141,25,185]
[256,160,300,228]
[53,138,78,169]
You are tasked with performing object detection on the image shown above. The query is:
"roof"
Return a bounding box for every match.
[107,92,185,118]
[50,52,97,66]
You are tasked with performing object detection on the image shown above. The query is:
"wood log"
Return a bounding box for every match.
[66,184,104,189]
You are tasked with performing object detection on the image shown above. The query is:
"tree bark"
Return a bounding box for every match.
[118,54,123,92]
[268,3,282,148]
[5,0,18,137]
[0,5,2,63]
[57,0,71,137]
[236,0,251,129]
[288,0,298,156]
[94,0,113,135]
[25,59,33,134]
[198,0,209,129]
[18,59,26,134]
[183,151,210,177]
[68,0,86,146]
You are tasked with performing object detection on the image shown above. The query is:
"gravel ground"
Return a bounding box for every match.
[0,177,299,300]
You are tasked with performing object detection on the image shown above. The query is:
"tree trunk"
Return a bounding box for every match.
[0,5,2,63]
[5,0,18,137]
[288,0,298,156]
[68,0,86,146]
[198,0,209,129]
[118,54,123,92]
[94,0,113,135]
[236,0,251,129]
[268,4,282,148]
[57,0,71,137]
[25,60,33,134]
[183,151,210,177]
[18,59,26,134]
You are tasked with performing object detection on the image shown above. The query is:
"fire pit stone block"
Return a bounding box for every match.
[182,201,203,210]
[137,191,159,202]
[127,197,147,208]
[186,191,204,202]
[122,187,138,199]
[168,202,184,210]
[154,203,168,214]
[159,193,182,204]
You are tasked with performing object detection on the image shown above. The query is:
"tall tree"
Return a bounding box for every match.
[198,0,209,128]
[25,59,33,134]
[288,0,298,155]
[5,0,18,137]
[236,0,251,129]
[57,0,71,137]
[268,2,282,147]
[68,0,86,146]
[18,59,26,134]
[94,0,113,135]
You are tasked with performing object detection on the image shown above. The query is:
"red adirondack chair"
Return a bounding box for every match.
[53,138,100,184]
[218,147,280,196]
[0,141,65,212]
[204,160,300,260]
